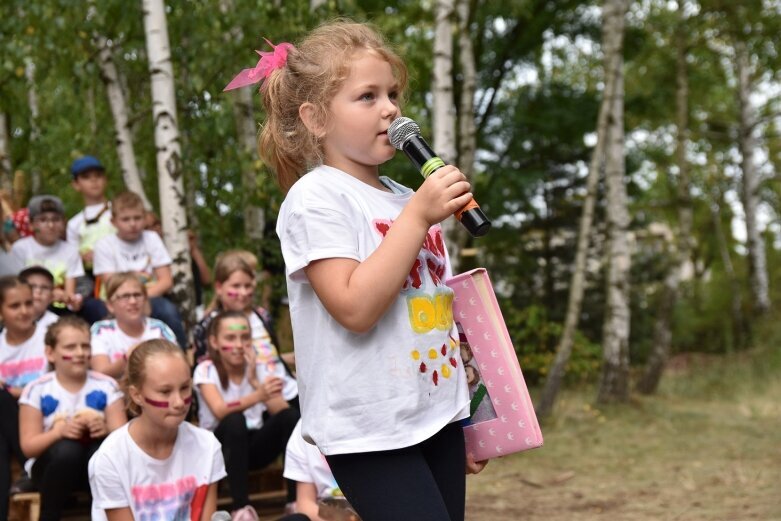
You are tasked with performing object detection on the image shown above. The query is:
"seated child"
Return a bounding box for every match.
[18,266,60,331]
[92,191,186,348]
[193,311,299,519]
[192,250,298,408]
[90,273,176,379]
[89,339,227,521]
[284,419,359,521]
[0,276,50,518]
[10,195,84,312]
[19,315,127,521]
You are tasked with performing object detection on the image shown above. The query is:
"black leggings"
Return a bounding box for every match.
[325,421,466,521]
[31,438,102,521]
[0,388,25,521]
[215,408,300,511]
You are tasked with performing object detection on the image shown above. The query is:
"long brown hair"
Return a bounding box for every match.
[207,310,251,390]
[258,20,408,192]
[0,275,30,307]
[205,250,257,314]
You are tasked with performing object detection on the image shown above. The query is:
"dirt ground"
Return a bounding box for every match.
[464,354,781,521]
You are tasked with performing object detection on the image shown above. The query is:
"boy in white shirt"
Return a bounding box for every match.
[18,266,60,331]
[92,191,186,348]
[11,196,84,312]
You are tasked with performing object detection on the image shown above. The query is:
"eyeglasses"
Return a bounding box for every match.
[28,284,53,293]
[112,292,145,303]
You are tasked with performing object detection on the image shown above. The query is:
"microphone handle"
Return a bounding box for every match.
[401,136,491,237]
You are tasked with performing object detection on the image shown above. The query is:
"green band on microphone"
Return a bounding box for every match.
[421,157,445,178]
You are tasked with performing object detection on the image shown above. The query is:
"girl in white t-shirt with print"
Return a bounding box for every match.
[90,273,176,379]
[194,310,299,519]
[0,276,48,521]
[242,21,487,521]
[89,338,226,521]
[192,251,298,409]
[19,315,127,521]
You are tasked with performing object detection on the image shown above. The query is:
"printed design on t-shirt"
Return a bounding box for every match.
[252,334,280,367]
[0,357,47,388]
[131,475,198,520]
[86,389,108,410]
[92,321,117,337]
[41,395,59,417]
[409,335,459,386]
[25,258,67,286]
[373,220,447,292]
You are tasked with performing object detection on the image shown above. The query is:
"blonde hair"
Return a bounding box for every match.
[125,338,188,416]
[44,315,90,350]
[205,250,257,314]
[259,20,408,192]
[112,191,145,215]
[104,272,147,301]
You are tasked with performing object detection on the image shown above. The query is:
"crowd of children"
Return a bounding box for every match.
[0,18,488,521]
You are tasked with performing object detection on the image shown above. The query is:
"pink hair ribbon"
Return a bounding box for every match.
[223,38,294,91]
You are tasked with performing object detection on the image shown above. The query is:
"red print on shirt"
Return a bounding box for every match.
[373,220,446,291]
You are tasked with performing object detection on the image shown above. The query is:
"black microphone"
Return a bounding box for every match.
[388,117,491,237]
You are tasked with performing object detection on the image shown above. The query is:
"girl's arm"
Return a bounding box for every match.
[197,483,219,521]
[90,399,128,437]
[105,507,135,521]
[147,265,173,297]
[197,382,269,421]
[304,166,472,333]
[19,404,58,458]
[295,482,326,521]
[90,354,125,379]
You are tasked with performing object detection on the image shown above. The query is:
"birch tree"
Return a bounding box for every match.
[95,35,152,209]
[597,0,631,404]
[734,39,770,314]
[637,4,693,394]
[142,0,195,320]
[0,113,12,194]
[536,13,621,416]
[432,0,461,262]
[456,0,477,180]
[25,58,42,195]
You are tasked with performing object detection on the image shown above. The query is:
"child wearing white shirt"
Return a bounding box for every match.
[89,339,226,521]
[19,316,127,521]
[18,266,60,331]
[92,191,186,348]
[11,195,84,312]
[193,311,299,518]
[90,273,176,379]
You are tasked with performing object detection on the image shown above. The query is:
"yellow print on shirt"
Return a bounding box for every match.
[407,290,454,334]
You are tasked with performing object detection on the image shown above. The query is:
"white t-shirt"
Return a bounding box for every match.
[37,310,60,331]
[284,420,342,500]
[248,312,298,401]
[91,318,176,364]
[92,231,172,278]
[88,421,227,521]
[0,324,49,389]
[276,165,469,455]
[193,360,266,431]
[66,202,115,254]
[11,237,85,287]
[19,371,123,473]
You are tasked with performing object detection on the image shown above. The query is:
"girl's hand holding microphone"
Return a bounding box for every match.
[407,166,472,229]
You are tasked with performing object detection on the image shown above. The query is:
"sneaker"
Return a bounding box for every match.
[231,505,259,521]
[9,472,35,495]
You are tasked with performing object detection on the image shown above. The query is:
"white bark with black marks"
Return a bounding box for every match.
[597,0,631,405]
[142,0,195,322]
[0,113,12,195]
[25,58,42,195]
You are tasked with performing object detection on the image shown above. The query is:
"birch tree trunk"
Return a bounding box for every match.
[0,113,12,195]
[95,35,152,209]
[142,0,195,321]
[637,9,692,394]
[456,0,476,180]
[735,40,770,314]
[536,4,620,417]
[25,58,42,195]
[432,0,461,264]
[597,0,631,404]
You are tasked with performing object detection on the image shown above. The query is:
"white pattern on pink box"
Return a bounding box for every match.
[446,269,543,461]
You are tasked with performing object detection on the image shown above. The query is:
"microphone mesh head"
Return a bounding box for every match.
[388,117,420,150]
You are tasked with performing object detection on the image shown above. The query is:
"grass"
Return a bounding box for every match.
[465,344,781,520]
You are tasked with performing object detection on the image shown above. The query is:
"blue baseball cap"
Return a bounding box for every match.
[70,155,105,179]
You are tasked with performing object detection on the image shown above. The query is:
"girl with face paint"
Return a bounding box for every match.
[88,339,227,521]
[18,315,127,521]
[193,311,300,519]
